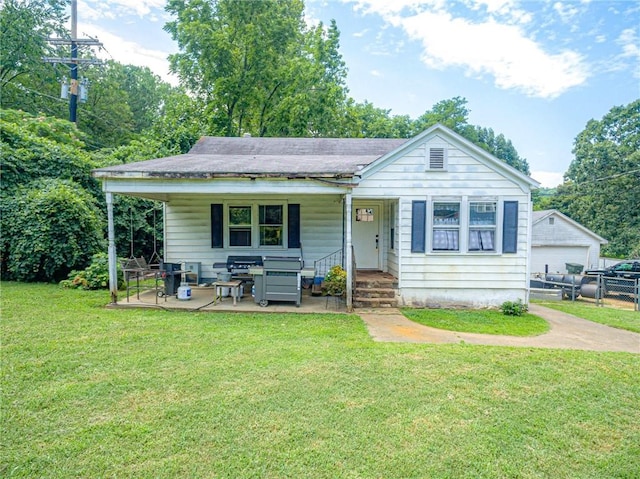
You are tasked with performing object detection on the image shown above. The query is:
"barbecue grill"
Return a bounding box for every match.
[227,255,263,274]
[213,256,263,275]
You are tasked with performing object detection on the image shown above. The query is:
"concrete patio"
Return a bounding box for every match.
[112,284,348,313]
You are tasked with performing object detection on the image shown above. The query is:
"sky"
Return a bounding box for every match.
[75,0,640,187]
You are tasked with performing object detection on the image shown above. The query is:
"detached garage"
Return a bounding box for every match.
[531,210,608,274]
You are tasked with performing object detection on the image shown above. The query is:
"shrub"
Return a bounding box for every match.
[324,265,347,296]
[500,299,528,316]
[60,253,123,290]
[3,179,106,282]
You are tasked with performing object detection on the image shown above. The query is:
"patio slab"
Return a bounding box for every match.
[112,285,348,313]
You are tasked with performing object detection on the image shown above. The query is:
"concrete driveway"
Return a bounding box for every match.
[358,304,640,353]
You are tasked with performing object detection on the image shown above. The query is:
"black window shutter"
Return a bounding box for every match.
[411,200,426,253]
[502,201,518,253]
[288,204,301,248]
[211,204,223,248]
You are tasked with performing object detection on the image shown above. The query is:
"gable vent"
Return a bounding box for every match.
[429,147,446,169]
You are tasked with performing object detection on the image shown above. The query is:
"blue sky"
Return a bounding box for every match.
[77,0,640,187]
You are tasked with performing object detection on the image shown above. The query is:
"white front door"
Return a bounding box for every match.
[352,203,381,269]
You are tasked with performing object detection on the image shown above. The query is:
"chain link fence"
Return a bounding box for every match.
[530,273,639,311]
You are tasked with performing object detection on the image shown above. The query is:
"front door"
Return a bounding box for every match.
[352,203,381,269]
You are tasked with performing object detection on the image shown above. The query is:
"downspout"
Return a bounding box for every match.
[345,191,353,312]
[106,192,118,304]
[525,191,533,304]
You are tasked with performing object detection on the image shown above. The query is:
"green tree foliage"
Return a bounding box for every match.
[165,0,349,137]
[550,100,640,257]
[0,0,65,85]
[148,89,206,153]
[344,100,413,138]
[77,62,177,148]
[414,96,471,133]
[0,110,98,195]
[2,178,105,282]
[0,0,68,117]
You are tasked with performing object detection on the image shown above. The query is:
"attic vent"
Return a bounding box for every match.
[429,147,446,170]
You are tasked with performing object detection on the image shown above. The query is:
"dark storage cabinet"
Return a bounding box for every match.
[254,256,303,307]
[161,262,182,296]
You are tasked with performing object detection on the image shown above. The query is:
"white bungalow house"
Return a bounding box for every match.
[93,123,539,310]
[531,209,608,274]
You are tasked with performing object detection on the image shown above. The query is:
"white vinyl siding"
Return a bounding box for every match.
[164,194,344,281]
[355,136,531,307]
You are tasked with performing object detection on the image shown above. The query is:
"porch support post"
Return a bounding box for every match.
[106,192,118,304]
[345,191,353,312]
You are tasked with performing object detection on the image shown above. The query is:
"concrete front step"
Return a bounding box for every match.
[355,287,396,299]
[353,297,398,308]
[355,279,397,289]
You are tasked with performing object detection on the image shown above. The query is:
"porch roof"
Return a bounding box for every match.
[93,137,409,180]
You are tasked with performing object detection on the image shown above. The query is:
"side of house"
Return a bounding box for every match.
[353,130,534,307]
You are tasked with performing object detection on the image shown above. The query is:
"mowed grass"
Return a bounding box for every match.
[534,299,640,333]
[2,282,639,478]
[401,308,549,336]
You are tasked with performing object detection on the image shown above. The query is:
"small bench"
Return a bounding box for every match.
[212,280,243,306]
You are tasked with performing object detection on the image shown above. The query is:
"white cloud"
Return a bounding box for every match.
[531,170,564,188]
[370,69,382,76]
[79,0,167,20]
[398,11,588,98]
[552,1,580,23]
[617,27,640,78]
[82,24,179,86]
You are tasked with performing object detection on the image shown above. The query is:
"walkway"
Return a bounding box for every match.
[358,304,640,353]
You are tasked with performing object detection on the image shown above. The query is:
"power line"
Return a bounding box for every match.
[42,0,102,124]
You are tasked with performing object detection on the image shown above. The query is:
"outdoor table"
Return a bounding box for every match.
[213,280,243,306]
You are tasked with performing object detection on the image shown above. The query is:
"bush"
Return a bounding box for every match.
[2,179,106,282]
[500,299,528,316]
[324,265,346,296]
[60,253,123,290]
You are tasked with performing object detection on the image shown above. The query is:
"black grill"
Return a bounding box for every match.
[213,255,264,274]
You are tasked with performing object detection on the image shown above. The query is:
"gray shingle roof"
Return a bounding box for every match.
[93,136,409,179]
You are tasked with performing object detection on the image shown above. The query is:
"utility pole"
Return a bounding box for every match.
[43,0,102,124]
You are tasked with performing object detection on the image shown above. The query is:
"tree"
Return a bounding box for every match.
[342,100,412,138]
[551,100,640,257]
[0,0,68,117]
[0,109,98,195]
[411,97,530,174]
[3,178,105,282]
[413,97,471,134]
[165,0,349,137]
[0,0,66,86]
[148,88,207,153]
[467,126,530,174]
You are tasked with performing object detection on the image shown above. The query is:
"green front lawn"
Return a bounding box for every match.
[2,282,639,478]
[533,300,640,333]
[401,308,549,336]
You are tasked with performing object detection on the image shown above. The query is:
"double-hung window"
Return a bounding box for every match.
[228,206,252,247]
[259,205,283,246]
[468,201,496,252]
[432,202,460,251]
[227,204,284,247]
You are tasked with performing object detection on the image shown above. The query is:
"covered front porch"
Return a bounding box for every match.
[112,270,398,313]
